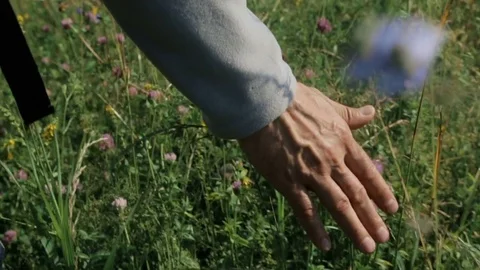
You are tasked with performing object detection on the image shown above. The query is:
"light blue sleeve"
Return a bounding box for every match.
[102,0,297,139]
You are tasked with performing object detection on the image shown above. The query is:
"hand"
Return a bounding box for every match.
[238,82,398,254]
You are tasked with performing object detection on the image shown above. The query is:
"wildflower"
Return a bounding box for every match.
[112,197,127,211]
[17,15,25,26]
[4,139,15,160]
[317,17,332,34]
[241,176,253,188]
[112,66,123,78]
[144,83,153,90]
[128,87,138,96]
[61,18,73,30]
[76,8,83,14]
[15,169,28,181]
[372,159,384,174]
[116,33,125,43]
[347,16,445,95]
[41,57,50,64]
[85,12,99,24]
[176,105,189,115]
[164,152,177,162]
[61,63,71,72]
[42,123,57,141]
[98,133,115,151]
[232,180,242,194]
[2,230,17,244]
[304,68,315,79]
[42,24,51,33]
[97,36,107,45]
[148,90,163,101]
[105,104,115,115]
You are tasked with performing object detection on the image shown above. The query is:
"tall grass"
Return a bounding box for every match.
[0,0,479,269]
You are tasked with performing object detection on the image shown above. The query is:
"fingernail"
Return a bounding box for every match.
[320,238,331,251]
[376,227,390,242]
[386,199,399,213]
[361,236,376,253]
[360,106,375,116]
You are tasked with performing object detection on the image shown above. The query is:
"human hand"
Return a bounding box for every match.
[238,82,398,254]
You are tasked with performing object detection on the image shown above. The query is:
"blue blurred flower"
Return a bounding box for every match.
[347,17,445,95]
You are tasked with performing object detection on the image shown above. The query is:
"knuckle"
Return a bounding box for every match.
[350,185,368,205]
[334,196,351,213]
[298,206,316,222]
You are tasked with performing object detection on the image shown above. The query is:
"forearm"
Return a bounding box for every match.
[102,0,296,139]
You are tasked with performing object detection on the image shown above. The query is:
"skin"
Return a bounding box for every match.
[238,82,399,254]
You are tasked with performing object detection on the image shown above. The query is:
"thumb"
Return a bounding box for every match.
[331,102,376,130]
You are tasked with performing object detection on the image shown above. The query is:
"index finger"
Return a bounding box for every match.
[345,141,399,214]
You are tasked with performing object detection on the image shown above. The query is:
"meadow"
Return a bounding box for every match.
[0,0,479,269]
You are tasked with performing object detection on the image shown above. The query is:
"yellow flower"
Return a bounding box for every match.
[144,83,153,90]
[17,15,24,25]
[91,6,99,16]
[241,177,253,188]
[105,104,115,115]
[43,123,57,141]
[6,139,15,148]
[4,139,15,160]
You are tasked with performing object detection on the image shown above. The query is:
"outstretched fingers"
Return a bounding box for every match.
[285,186,331,251]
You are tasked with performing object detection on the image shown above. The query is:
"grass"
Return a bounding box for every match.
[0,0,479,269]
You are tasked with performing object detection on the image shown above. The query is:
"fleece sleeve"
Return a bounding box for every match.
[102,0,297,139]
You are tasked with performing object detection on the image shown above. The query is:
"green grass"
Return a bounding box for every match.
[1,0,479,269]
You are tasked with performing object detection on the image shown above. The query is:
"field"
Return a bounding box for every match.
[1,0,479,269]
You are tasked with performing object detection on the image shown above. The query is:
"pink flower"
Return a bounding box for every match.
[2,230,17,244]
[61,18,73,30]
[317,17,332,34]
[112,197,127,211]
[42,24,51,33]
[15,169,28,181]
[128,87,138,96]
[304,68,315,79]
[116,33,125,43]
[176,105,189,115]
[98,133,115,151]
[372,159,384,174]
[164,152,177,162]
[97,36,107,45]
[148,90,163,101]
[232,180,242,192]
[61,63,71,72]
[112,66,123,78]
[41,57,50,64]
[85,12,100,24]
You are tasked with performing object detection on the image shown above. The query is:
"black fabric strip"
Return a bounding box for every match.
[0,0,54,126]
